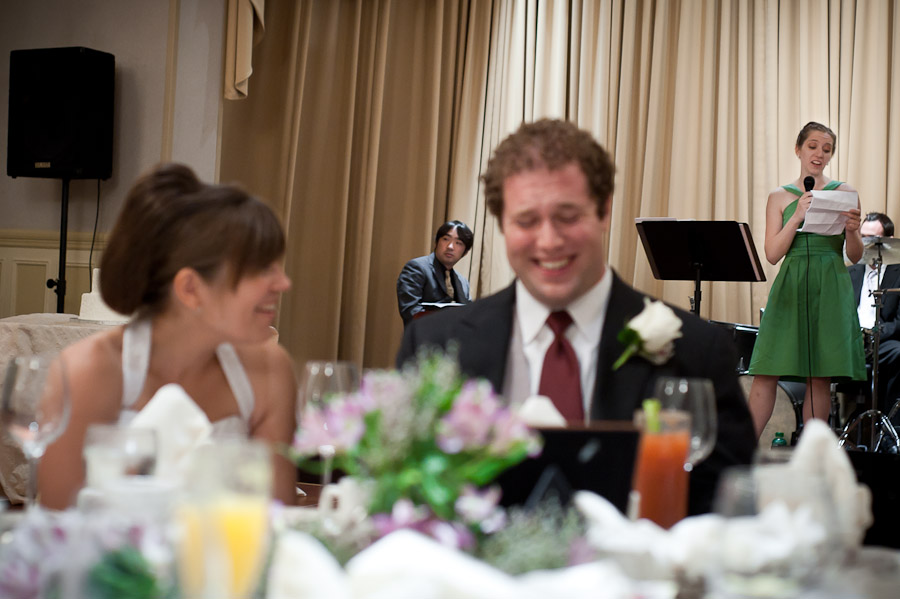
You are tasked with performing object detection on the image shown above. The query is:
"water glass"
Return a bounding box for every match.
[299,360,360,485]
[708,464,839,598]
[83,424,157,489]
[0,353,71,508]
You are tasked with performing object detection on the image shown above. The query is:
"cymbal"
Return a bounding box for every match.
[861,236,900,265]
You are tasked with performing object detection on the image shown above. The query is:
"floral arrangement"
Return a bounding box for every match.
[290,350,559,560]
[613,298,683,370]
[0,509,175,599]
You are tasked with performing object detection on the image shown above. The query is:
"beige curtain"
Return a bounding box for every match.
[224,0,266,100]
[221,0,900,370]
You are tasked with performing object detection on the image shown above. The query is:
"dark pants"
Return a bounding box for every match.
[878,339,900,414]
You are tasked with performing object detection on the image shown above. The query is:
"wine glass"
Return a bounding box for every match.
[653,377,717,471]
[709,465,840,598]
[299,361,360,486]
[0,354,71,508]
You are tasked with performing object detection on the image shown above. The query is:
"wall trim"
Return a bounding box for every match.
[0,229,108,251]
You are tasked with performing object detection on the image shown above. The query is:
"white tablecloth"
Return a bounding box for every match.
[0,313,117,503]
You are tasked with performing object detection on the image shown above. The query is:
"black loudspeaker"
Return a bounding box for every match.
[7,46,115,180]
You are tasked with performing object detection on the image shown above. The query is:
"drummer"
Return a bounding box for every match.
[849,212,900,412]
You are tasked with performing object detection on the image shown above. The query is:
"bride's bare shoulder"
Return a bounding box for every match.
[62,327,124,384]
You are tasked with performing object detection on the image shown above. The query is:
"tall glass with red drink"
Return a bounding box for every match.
[632,409,691,528]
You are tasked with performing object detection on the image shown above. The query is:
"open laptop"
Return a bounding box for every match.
[496,421,640,513]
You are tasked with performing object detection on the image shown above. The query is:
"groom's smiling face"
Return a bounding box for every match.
[501,161,610,311]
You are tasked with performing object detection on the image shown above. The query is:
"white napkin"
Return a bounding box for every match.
[267,529,641,599]
[575,419,874,582]
[267,531,352,599]
[789,419,872,547]
[128,383,213,481]
[516,395,567,428]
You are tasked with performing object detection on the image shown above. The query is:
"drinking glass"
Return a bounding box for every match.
[177,438,272,599]
[0,354,70,508]
[653,377,717,471]
[299,360,360,486]
[83,424,157,488]
[709,465,839,598]
[632,409,691,528]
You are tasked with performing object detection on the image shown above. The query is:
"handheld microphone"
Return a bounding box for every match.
[804,176,815,192]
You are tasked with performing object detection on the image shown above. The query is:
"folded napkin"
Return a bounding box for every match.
[576,419,873,582]
[267,529,640,599]
[128,383,213,481]
[516,395,567,428]
[789,419,872,547]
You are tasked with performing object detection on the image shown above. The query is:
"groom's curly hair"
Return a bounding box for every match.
[482,119,616,226]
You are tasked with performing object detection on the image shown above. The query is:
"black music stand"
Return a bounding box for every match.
[636,220,766,315]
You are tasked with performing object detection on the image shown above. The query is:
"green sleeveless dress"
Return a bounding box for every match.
[748,181,866,381]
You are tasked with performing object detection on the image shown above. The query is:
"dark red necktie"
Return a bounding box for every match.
[538,311,584,422]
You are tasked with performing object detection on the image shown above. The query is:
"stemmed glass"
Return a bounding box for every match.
[653,377,717,471]
[0,354,71,508]
[709,465,840,598]
[299,361,360,486]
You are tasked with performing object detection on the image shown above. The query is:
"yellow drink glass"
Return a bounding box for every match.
[177,438,272,598]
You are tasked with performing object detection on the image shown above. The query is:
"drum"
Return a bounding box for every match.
[739,375,804,448]
[710,321,759,374]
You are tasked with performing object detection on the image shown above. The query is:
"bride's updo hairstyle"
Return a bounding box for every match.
[100,163,286,318]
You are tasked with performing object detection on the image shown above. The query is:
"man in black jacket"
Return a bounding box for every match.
[850,212,900,413]
[396,220,474,326]
[397,119,755,515]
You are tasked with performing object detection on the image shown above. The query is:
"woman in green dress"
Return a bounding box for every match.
[748,122,866,438]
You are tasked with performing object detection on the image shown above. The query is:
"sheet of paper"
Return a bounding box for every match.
[798,190,858,235]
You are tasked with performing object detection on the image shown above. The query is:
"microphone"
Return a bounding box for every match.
[804,176,815,192]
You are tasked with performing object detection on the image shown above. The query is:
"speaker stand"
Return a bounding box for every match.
[46,178,70,313]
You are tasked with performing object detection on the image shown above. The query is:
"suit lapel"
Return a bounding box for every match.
[591,273,657,420]
[880,265,900,316]
[456,284,515,391]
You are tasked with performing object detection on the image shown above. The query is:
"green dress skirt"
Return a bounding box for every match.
[748,182,866,381]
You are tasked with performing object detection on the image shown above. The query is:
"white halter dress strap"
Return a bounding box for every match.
[215,343,255,422]
[119,319,255,430]
[121,318,152,411]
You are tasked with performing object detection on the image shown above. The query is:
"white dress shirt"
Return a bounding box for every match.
[502,269,612,418]
[858,263,885,329]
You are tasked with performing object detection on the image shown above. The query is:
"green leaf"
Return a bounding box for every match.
[85,547,167,599]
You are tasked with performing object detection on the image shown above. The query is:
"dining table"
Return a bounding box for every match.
[0,313,118,503]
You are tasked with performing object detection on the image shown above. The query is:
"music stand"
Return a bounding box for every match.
[636,220,766,315]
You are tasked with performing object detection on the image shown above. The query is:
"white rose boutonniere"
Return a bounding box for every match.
[612,298,683,370]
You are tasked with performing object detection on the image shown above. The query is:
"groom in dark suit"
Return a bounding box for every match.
[850,212,900,412]
[397,119,755,515]
[397,220,474,326]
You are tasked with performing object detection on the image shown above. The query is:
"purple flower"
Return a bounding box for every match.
[437,381,501,453]
[425,519,476,551]
[371,500,475,551]
[455,485,507,534]
[371,499,431,537]
[488,407,542,457]
[293,398,366,454]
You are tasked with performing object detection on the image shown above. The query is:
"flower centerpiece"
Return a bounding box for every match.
[0,509,176,599]
[289,350,546,554]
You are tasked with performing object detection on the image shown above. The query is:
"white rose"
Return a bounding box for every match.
[627,298,683,362]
